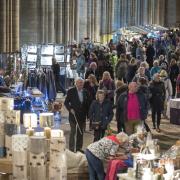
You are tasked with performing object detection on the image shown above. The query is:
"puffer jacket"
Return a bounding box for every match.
[89,99,114,129]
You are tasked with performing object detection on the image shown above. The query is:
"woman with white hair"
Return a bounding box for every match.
[150,60,161,78]
[85,132,129,180]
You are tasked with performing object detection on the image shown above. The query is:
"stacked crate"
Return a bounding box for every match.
[0,113,5,157]
[0,98,20,159]
[12,134,29,180]
[29,136,47,180]
[49,130,67,180]
[4,110,20,159]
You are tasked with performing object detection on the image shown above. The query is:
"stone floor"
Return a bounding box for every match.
[57,93,180,152]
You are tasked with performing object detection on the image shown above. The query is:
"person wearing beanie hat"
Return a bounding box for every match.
[85,132,129,180]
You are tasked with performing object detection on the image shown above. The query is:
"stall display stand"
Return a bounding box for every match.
[4,110,20,160]
[12,134,29,180]
[0,98,18,160]
[0,113,5,158]
[49,136,67,180]
[29,136,47,180]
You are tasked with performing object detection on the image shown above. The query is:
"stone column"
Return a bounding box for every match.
[75,0,79,42]
[101,0,107,35]
[0,0,20,52]
[64,0,70,44]
[176,0,180,26]
[87,0,92,39]
[48,0,54,43]
[94,0,101,42]
[143,0,148,25]
[158,0,165,25]
[12,0,20,51]
[0,0,7,52]
[40,0,45,43]
[91,0,95,41]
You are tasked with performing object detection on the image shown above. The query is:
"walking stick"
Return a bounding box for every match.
[71,112,82,152]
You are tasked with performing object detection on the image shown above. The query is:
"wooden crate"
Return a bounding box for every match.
[0,158,12,180]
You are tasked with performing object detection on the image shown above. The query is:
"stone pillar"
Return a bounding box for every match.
[176,0,180,25]
[0,0,20,52]
[64,0,70,44]
[101,0,107,34]
[94,0,101,42]
[56,0,63,43]
[87,0,92,39]
[143,0,148,25]
[91,0,95,41]
[75,0,79,42]
[12,0,20,51]
[0,0,6,52]
[48,0,54,43]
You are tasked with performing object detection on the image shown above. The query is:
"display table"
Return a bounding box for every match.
[169,99,180,125]
[117,173,136,180]
[0,158,88,180]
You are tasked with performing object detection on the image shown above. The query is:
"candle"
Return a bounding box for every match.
[39,113,54,128]
[44,127,51,139]
[23,113,37,128]
[34,132,44,137]
[51,130,64,138]
[26,128,34,136]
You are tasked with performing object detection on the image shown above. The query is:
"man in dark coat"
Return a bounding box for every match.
[146,41,155,69]
[116,82,148,134]
[51,58,66,95]
[64,78,90,152]
[85,62,99,81]
[116,41,126,58]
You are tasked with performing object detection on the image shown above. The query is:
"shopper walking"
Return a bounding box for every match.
[115,54,128,82]
[169,59,179,97]
[76,50,86,78]
[150,60,161,79]
[51,58,66,95]
[84,74,99,130]
[116,82,148,134]
[85,62,100,81]
[89,90,113,142]
[99,71,115,103]
[149,73,166,132]
[159,70,172,118]
[64,78,90,152]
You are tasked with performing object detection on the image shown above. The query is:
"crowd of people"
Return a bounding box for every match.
[63,29,180,178]
[65,30,180,149]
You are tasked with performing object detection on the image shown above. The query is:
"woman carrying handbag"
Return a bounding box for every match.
[89,90,114,142]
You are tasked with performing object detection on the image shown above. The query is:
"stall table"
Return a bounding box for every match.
[117,173,136,180]
[170,99,180,125]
